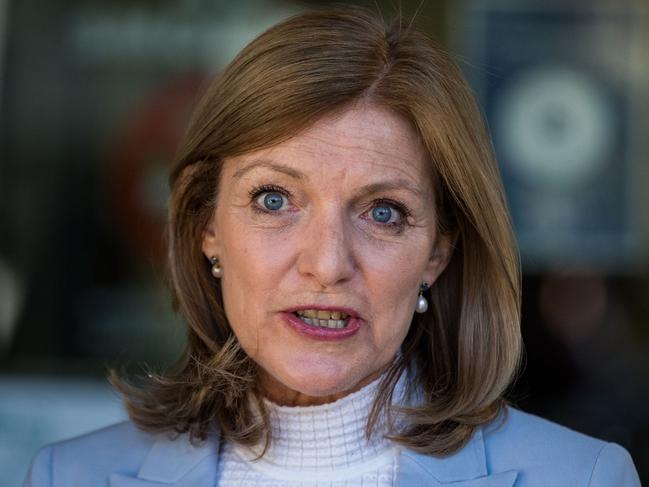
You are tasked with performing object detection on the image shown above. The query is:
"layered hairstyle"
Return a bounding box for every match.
[113,7,522,456]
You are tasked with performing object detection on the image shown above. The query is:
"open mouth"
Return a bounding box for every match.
[293,309,350,329]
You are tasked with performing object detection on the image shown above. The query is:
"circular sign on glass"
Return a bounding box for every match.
[494,66,614,189]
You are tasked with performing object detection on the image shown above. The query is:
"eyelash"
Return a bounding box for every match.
[248,184,413,231]
[248,184,292,214]
[368,198,412,230]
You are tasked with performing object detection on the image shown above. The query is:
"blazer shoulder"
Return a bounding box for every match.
[24,421,157,487]
[589,442,640,487]
[482,406,640,486]
[485,406,607,450]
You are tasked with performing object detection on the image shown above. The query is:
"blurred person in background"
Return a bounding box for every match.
[22,7,641,487]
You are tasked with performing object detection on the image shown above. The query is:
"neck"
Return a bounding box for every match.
[259,364,391,407]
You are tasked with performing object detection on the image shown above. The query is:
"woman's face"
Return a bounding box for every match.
[202,104,451,406]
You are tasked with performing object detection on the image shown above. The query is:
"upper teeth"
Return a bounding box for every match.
[296,310,349,320]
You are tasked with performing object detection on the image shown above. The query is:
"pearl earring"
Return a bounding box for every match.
[415,282,429,314]
[210,256,223,278]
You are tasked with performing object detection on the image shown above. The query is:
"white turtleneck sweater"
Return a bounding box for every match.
[215,375,404,486]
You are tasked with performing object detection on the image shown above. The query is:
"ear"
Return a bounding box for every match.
[201,214,222,261]
[422,231,456,286]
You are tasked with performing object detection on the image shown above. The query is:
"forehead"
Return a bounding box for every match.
[223,103,431,187]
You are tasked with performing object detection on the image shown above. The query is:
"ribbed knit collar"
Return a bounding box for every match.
[233,371,406,473]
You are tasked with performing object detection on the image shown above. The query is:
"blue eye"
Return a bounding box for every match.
[365,199,411,231]
[249,184,293,215]
[261,192,286,211]
[372,205,395,223]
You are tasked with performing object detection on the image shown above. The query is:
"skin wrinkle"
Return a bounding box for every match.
[202,104,452,407]
[236,169,432,237]
[240,163,428,204]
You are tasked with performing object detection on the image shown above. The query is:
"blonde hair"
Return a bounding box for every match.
[112,6,522,456]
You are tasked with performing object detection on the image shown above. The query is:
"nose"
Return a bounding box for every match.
[296,204,357,289]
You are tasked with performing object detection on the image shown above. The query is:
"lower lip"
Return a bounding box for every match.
[280,312,362,341]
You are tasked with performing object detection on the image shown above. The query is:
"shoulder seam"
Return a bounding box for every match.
[47,444,54,487]
[586,442,610,487]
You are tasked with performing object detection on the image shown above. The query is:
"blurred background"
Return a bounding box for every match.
[0,0,647,484]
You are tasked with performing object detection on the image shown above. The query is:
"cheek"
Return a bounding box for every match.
[219,228,292,352]
[362,244,428,338]
[365,244,427,299]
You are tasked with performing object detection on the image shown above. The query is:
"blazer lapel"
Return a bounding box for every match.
[108,417,518,486]
[109,431,220,487]
[396,427,518,487]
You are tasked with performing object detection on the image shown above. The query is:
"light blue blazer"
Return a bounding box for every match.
[24,406,640,486]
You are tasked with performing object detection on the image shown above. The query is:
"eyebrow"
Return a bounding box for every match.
[355,180,427,200]
[232,160,305,181]
[232,159,427,199]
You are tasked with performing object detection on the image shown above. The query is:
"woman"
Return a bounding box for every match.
[24,7,640,487]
